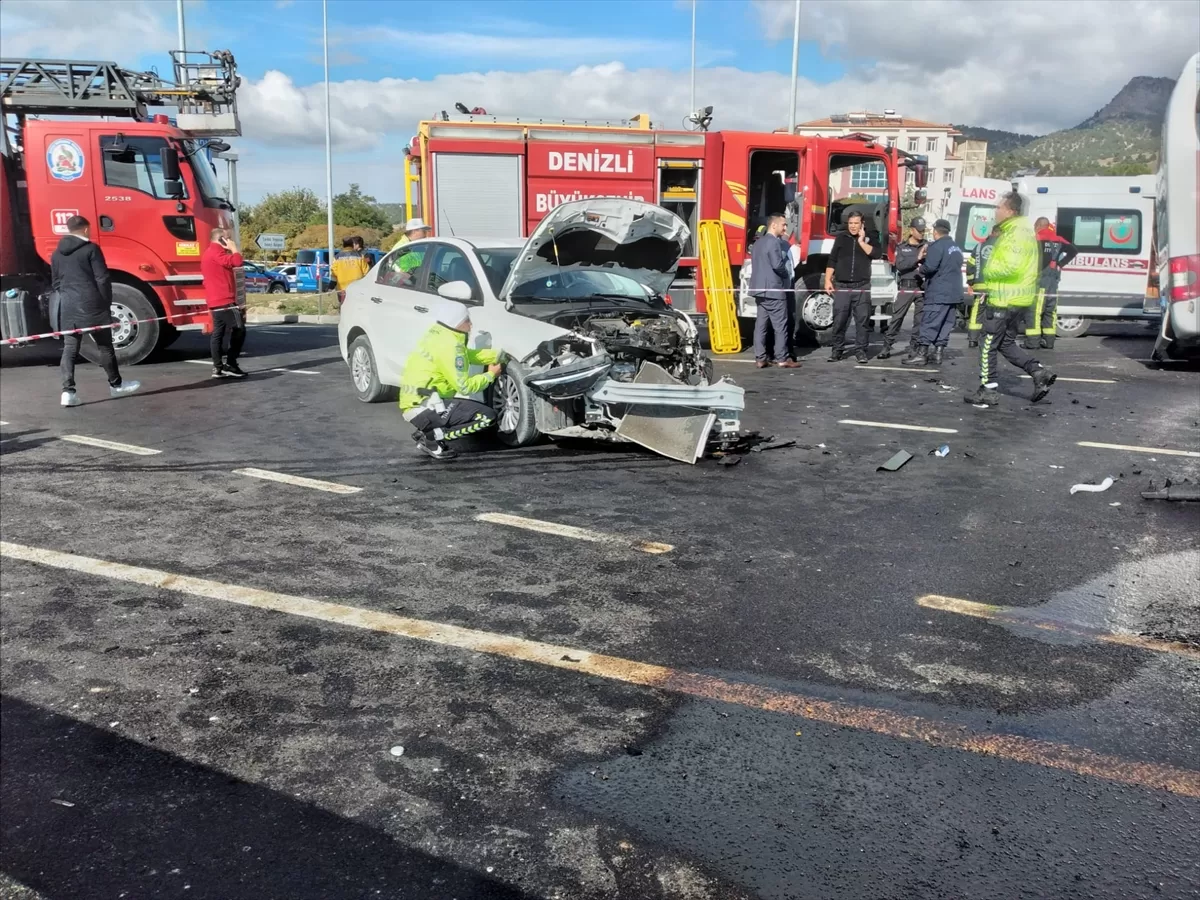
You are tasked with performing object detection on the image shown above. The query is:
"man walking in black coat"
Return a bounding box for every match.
[52,216,140,407]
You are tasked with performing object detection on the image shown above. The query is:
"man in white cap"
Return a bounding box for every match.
[397,299,503,460]
[390,217,431,252]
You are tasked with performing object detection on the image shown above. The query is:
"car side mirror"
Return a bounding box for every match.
[437,280,475,302]
[162,146,182,182]
[914,163,929,188]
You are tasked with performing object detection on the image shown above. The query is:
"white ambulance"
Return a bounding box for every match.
[947,175,1158,338]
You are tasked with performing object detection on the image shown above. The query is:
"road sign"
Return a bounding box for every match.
[255,232,286,251]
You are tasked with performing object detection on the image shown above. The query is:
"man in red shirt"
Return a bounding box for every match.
[201,228,247,377]
[1027,217,1079,350]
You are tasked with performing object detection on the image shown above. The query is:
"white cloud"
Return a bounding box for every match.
[0,0,175,59]
[752,0,1200,131]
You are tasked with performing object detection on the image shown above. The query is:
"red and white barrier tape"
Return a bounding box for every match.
[2,309,223,346]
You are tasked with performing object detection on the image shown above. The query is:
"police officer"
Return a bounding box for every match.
[903,219,963,367]
[964,192,1056,408]
[879,216,926,359]
[1025,217,1079,349]
[398,300,503,460]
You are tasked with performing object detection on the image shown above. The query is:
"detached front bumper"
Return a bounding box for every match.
[589,376,745,413]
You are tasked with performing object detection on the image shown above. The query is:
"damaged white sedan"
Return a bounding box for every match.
[339,198,744,463]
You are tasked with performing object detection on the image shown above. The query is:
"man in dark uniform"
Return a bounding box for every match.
[52,215,141,407]
[1025,217,1079,349]
[903,219,963,367]
[879,216,926,359]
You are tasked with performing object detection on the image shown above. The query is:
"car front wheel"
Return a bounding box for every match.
[493,362,541,447]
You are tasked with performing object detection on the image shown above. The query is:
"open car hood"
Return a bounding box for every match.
[500,198,690,302]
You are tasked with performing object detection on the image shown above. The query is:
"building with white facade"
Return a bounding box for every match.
[792,112,986,217]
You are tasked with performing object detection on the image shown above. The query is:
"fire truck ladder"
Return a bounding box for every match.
[698,220,742,354]
[0,51,241,136]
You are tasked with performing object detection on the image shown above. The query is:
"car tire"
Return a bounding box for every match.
[348,335,395,403]
[493,361,540,447]
[269,282,286,294]
[1055,316,1090,338]
[80,282,159,367]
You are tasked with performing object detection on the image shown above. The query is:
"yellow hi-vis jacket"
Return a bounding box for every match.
[398,322,500,410]
[977,215,1038,308]
[331,251,371,291]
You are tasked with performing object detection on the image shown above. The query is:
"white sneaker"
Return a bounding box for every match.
[110,380,141,398]
[61,391,81,407]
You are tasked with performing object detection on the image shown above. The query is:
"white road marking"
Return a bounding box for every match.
[0,420,9,425]
[1018,375,1116,384]
[2,539,1198,798]
[59,435,161,456]
[184,359,212,366]
[854,365,930,374]
[838,419,958,434]
[1077,441,1200,458]
[270,368,320,376]
[476,512,673,554]
[232,467,362,494]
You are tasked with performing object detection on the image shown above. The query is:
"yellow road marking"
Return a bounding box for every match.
[1077,441,1200,459]
[838,419,958,434]
[2,540,1197,798]
[917,595,1199,659]
[232,467,362,494]
[60,435,161,456]
[476,512,672,554]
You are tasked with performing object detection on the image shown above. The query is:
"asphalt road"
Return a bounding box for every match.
[1,322,1198,900]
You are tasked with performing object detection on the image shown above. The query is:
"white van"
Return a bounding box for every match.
[948,175,1157,338]
[1153,51,1200,361]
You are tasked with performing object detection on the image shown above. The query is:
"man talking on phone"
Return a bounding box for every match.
[824,210,882,363]
[201,228,248,378]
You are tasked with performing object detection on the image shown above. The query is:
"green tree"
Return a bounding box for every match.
[333,183,391,232]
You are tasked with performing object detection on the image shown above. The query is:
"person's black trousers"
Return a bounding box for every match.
[980,304,1039,386]
[61,327,121,392]
[753,295,792,362]
[831,283,872,355]
[210,306,246,368]
[409,399,497,442]
[884,287,922,349]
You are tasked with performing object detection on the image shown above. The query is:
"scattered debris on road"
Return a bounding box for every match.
[389,745,405,757]
[1142,480,1200,502]
[1070,476,1114,494]
[878,450,914,472]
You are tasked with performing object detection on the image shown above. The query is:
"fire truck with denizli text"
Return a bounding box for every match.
[1,51,241,365]
[403,113,928,337]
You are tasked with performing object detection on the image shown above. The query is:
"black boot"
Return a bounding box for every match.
[877,343,894,360]
[1042,335,1056,350]
[964,385,999,407]
[826,350,844,362]
[1030,366,1057,403]
[901,346,929,367]
[931,346,945,365]
[967,334,979,348]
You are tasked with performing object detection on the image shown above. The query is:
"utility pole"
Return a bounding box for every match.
[788,0,801,133]
[176,0,187,54]
[690,0,696,116]
[322,0,335,316]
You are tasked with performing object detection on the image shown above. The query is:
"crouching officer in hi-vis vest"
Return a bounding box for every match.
[398,300,503,461]
[965,191,1057,408]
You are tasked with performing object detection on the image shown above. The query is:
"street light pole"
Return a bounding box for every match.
[788,0,801,133]
[322,0,335,316]
[176,0,187,54]
[690,0,696,116]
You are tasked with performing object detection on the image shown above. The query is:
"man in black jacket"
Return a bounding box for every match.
[879,216,926,359]
[52,216,140,407]
[823,211,882,363]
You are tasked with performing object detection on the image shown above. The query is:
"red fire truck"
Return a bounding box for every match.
[405,115,928,333]
[1,51,242,365]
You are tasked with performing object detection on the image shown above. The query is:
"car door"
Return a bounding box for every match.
[365,240,437,383]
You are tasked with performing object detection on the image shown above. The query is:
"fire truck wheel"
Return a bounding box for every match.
[79,284,159,367]
[492,362,540,448]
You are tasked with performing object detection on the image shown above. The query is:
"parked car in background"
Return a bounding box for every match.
[271,264,299,291]
[294,249,335,293]
[242,262,290,293]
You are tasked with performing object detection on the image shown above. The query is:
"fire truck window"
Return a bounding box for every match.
[747,150,799,244]
[101,136,184,200]
[828,154,888,235]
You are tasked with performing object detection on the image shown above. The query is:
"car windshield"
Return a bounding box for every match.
[509,268,655,303]
[475,248,521,295]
